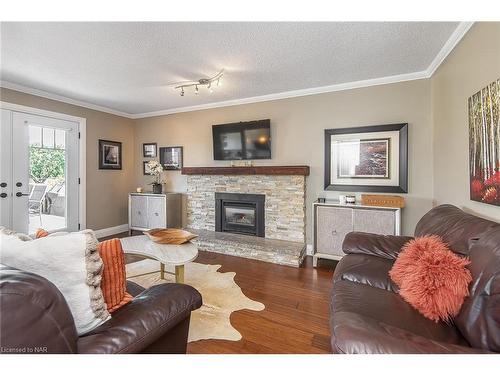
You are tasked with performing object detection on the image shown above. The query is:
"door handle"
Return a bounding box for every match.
[16,182,22,187]
[16,192,29,197]
[0,193,7,198]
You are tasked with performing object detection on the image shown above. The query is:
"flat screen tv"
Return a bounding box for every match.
[212,119,271,160]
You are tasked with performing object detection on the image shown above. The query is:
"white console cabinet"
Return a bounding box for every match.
[128,193,182,234]
[312,200,401,266]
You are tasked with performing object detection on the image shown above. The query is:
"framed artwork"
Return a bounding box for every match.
[143,143,157,158]
[469,78,500,206]
[98,139,122,170]
[143,161,153,175]
[159,146,183,170]
[324,123,408,193]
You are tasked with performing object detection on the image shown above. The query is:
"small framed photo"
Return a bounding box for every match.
[99,139,122,170]
[160,146,183,170]
[143,143,157,158]
[143,161,153,175]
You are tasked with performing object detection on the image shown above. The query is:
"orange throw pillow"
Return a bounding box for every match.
[98,238,133,313]
[35,228,49,238]
[389,235,472,322]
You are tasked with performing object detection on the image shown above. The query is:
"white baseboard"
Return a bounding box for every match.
[306,244,313,256]
[93,224,129,239]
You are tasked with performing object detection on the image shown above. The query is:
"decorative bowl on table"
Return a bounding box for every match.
[144,228,198,245]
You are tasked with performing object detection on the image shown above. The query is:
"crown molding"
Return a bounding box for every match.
[1,22,474,119]
[425,21,474,77]
[131,70,429,118]
[0,80,134,118]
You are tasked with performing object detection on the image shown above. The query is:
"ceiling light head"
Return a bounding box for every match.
[176,69,224,97]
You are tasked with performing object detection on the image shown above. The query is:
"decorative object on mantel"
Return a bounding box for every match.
[144,228,198,245]
[159,146,183,170]
[136,187,143,193]
[98,139,122,170]
[145,160,164,194]
[181,165,310,176]
[469,78,500,207]
[361,194,405,208]
[174,69,224,96]
[142,143,157,158]
[324,123,408,193]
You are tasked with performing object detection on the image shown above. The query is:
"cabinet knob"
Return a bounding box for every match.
[155,212,159,216]
[138,211,141,215]
[331,230,337,235]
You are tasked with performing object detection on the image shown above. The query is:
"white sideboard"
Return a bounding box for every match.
[128,193,182,234]
[312,200,401,266]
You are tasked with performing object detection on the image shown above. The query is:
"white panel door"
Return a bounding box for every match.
[130,195,148,228]
[11,112,79,234]
[0,109,13,228]
[353,208,395,235]
[147,196,166,229]
[316,206,353,257]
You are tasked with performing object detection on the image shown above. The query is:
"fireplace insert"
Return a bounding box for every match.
[215,192,265,237]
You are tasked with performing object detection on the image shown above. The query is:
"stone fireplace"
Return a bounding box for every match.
[184,166,308,243]
[215,192,265,237]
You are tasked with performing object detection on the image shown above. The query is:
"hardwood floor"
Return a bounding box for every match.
[111,232,336,354]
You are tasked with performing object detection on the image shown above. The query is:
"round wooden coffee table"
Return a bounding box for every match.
[120,235,198,283]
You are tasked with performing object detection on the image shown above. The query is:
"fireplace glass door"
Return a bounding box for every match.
[222,202,257,235]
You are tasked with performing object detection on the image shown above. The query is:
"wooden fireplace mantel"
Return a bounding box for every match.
[181,165,310,176]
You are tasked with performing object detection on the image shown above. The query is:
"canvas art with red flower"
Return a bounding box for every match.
[469,78,500,206]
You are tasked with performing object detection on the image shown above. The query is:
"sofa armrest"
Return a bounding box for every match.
[342,232,414,260]
[77,283,202,354]
[0,265,78,354]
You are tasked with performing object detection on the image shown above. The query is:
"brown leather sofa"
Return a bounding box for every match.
[0,265,202,354]
[330,204,500,354]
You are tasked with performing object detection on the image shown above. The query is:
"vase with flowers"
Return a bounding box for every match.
[147,160,164,194]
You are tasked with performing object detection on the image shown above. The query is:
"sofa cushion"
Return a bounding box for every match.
[414,205,499,256]
[334,254,398,293]
[455,227,500,352]
[330,280,468,353]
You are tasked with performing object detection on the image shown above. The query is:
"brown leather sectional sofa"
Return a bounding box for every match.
[330,204,500,354]
[0,267,202,353]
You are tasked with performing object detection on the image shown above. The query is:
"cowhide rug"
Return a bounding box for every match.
[126,259,265,342]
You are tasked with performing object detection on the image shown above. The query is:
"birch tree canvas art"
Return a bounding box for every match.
[469,78,500,206]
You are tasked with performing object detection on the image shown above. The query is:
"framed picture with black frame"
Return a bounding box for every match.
[324,123,408,193]
[143,143,157,158]
[159,146,183,170]
[98,139,122,170]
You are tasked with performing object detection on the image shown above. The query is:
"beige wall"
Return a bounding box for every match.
[431,22,500,222]
[134,79,434,241]
[0,88,136,230]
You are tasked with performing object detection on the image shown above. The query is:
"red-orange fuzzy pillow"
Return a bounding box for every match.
[389,235,472,322]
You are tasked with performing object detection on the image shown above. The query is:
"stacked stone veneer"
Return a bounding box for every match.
[186,174,306,242]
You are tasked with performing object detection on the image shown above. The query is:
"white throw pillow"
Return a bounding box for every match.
[0,228,110,335]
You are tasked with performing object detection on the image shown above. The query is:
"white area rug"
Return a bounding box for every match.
[126,259,265,342]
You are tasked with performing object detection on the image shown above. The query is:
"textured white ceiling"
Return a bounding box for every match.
[0,22,459,116]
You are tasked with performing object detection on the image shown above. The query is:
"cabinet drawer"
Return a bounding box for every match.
[130,195,148,228]
[353,208,395,235]
[316,206,353,257]
[147,196,166,228]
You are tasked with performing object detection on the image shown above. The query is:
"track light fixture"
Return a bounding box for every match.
[175,69,224,96]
